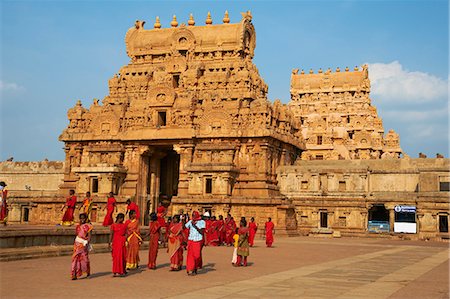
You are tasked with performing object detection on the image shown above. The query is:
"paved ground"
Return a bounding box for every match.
[0,236,448,299]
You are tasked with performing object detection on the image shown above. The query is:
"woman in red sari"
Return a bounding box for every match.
[208,216,220,246]
[103,192,117,227]
[0,182,8,226]
[225,214,236,246]
[61,189,77,226]
[147,212,161,269]
[110,213,127,276]
[168,215,184,271]
[218,215,225,245]
[71,213,93,280]
[125,210,142,270]
[248,217,258,247]
[264,217,275,247]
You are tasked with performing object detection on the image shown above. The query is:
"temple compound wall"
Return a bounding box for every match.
[278,158,450,240]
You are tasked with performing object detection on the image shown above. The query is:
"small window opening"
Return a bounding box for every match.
[205,178,212,194]
[158,111,167,127]
[92,177,99,193]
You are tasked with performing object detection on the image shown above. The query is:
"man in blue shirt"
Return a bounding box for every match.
[185,211,205,275]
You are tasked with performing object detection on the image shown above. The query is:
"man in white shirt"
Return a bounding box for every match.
[184,211,205,275]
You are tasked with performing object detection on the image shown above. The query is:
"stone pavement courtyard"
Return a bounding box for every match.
[0,236,448,299]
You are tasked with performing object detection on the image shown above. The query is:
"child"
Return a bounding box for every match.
[231,228,239,266]
[110,213,127,277]
[71,213,93,280]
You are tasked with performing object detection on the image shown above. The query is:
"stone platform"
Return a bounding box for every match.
[0,224,149,261]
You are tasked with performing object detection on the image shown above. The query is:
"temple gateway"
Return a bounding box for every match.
[2,11,447,240]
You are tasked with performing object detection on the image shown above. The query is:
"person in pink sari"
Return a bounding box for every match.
[265,217,275,247]
[0,182,8,226]
[103,192,117,227]
[61,189,77,226]
[71,213,93,280]
[168,215,184,271]
[248,217,258,247]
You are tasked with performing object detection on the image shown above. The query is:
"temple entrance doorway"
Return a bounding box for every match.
[368,204,390,233]
[138,147,180,225]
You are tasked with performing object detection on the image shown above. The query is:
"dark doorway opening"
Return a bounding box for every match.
[23,207,29,222]
[320,211,328,228]
[159,150,180,199]
[368,204,389,222]
[439,215,449,232]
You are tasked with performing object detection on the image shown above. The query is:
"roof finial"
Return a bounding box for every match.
[206,11,212,25]
[188,13,195,26]
[318,68,323,74]
[154,16,161,29]
[345,66,349,72]
[354,66,359,71]
[309,69,313,74]
[336,67,341,72]
[301,69,305,75]
[171,15,178,27]
[223,10,230,23]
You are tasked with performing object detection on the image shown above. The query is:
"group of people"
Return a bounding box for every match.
[63,189,276,279]
[60,191,139,227]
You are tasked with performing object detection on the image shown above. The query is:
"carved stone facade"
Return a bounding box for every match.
[59,12,302,228]
[278,158,450,240]
[290,66,402,160]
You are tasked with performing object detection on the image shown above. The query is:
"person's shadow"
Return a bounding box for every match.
[86,271,110,279]
[197,262,216,275]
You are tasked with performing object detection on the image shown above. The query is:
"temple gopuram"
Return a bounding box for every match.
[58,11,302,229]
[1,11,448,240]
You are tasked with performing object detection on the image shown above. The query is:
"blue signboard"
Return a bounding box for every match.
[394,205,416,213]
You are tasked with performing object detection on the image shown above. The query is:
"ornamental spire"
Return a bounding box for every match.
[188,13,195,26]
[154,16,161,29]
[171,15,178,27]
[206,11,212,25]
[223,10,230,23]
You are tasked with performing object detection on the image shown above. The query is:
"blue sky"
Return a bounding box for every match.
[1,0,448,161]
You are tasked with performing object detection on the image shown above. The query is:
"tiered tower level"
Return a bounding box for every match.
[289,66,402,161]
[59,11,303,226]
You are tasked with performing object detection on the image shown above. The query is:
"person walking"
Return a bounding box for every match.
[184,211,205,276]
[265,217,275,247]
[71,213,93,280]
[102,192,117,227]
[61,189,77,226]
[110,213,127,277]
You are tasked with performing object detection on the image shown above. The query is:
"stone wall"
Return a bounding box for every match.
[277,158,450,240]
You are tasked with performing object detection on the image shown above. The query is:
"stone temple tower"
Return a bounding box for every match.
[289,65,402,160]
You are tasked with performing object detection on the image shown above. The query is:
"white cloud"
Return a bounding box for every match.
[367,61,448,102]
[0,80,24,92]
[382,108,448,122]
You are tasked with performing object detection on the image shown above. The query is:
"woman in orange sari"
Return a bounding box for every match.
[71,213,93,280]
[110,213,127,276]
[79,191,93,222]
[125,210,142,270]
[147,212,161,269]
[168,215,184,271]
[102,192,117,227]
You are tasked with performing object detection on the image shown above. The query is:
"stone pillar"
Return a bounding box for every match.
[327,174,335,191]
[311,174,319,191]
